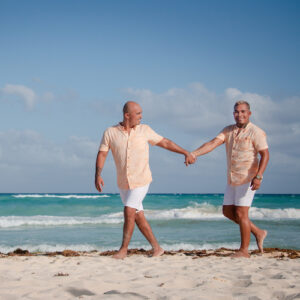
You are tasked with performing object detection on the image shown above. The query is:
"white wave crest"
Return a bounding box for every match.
[0,214,123,228]
[0,242,257,254]
[0,203,299,228]
[0,244,112,254]
[249,207,300,219]
[145,203,300,221]
[146,202,223,220]
[13,194,110,199]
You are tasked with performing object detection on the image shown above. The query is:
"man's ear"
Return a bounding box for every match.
[124,112,130,120]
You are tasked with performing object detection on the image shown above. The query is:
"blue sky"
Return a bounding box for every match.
[1,0,300,193]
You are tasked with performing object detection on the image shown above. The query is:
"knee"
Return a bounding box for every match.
[135,211,144,224]
[222,207,233,219]
[124,207,137,220]
[235,210,248,223]
[135,214,141,225]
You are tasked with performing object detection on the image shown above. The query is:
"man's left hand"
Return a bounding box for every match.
[185,152,196,166]
[251,178,261,190]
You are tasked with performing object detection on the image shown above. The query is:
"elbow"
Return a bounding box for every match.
[158,138,170,148]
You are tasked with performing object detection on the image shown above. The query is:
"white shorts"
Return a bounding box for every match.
[223,182,256,207]
[119,184,150,212]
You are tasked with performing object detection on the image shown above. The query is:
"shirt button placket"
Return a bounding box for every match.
[127,136,130,186]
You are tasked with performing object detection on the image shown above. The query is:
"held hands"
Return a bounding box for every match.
[184,152,197,166]
[95,175,104,192]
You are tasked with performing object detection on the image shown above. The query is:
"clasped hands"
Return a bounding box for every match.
[184,152,197,166]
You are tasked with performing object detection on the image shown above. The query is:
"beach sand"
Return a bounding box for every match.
[0,248,299,300]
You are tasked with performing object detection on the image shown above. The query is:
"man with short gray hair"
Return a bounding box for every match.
[189,101,269,258]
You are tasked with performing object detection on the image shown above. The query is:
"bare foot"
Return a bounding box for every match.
[152,247,164,257]
[255,230,268,253]
[231,250,250,258]
[112,249,127,259]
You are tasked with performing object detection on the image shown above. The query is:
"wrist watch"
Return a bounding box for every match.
[255,174,263,180]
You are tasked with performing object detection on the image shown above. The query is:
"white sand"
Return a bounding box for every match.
[0,253,299,300]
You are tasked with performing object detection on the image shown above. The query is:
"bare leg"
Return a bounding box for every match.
[232,206,251,257]
[113,206,136,259]
[135,211,164,257]
[223,205,267,253]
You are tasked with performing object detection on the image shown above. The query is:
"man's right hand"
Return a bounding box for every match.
[95,176,104,192]
[185,152,197,166]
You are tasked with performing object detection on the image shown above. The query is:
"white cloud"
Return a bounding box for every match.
[123,83,234,136]
[1,84,37,109]
[41,91,55,102]
[0,130,100,168]
[0,83,73,110]
[0,130,107,192]
[1,82,300,193]
[122,83,300,191]
[123,83,300,142]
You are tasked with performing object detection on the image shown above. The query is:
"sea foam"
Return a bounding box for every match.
[0,242,257,254]
[0,203,299,228]
[13,194,110,199]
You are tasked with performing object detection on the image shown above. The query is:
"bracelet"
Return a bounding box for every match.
[255,174,263,180]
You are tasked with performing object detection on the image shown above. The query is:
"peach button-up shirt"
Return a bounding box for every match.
[216,122,268,186]
[99,123,164,190]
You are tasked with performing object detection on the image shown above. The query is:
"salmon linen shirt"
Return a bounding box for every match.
[216,122,268,186]
[99,123,164,190]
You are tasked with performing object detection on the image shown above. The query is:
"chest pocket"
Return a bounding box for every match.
[131,135,148,152]
[235,136,253,152]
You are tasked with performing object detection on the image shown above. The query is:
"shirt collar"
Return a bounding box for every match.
[234,121,251,131]
[117,123,139,132]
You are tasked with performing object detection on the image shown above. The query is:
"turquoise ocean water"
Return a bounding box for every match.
[0,193,299,253]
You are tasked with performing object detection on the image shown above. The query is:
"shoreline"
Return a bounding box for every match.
[2,247,300,259]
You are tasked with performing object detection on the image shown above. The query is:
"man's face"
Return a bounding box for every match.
[127,104,143,127]
[233,104,251,126]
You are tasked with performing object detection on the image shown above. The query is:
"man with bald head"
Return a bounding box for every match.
[95,101,195,259]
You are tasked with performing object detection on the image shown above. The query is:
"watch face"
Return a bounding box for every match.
[256,175,262,180]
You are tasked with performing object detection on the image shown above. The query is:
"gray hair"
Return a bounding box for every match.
[234,100,250,110]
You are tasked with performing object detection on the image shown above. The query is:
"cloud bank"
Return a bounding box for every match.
[1,82,299,193]
[1,84,36,109]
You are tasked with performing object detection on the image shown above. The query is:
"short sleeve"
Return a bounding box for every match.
[145,125,164,146]
[253,129,268,151]
[99,129,110,152]
[216,126,227,142]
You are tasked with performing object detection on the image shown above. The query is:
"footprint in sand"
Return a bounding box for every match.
[271,273,286,279]
[103,290,149,299]
[234,278,252,287]
[66,287,95,297]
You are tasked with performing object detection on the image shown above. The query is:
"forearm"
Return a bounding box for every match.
[192,138,223,157]
[95,151,108,177]
[156,138,189,155]
[251,148,269,190]
[257,149,269,176]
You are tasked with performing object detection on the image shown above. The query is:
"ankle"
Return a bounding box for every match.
[239,248,249,253]
[152,245,161,251]
[119,247,128,252]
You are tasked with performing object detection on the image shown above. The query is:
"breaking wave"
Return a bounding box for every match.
[13,194,110,199]
[0,242,256,254]
[0,203,299,228]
